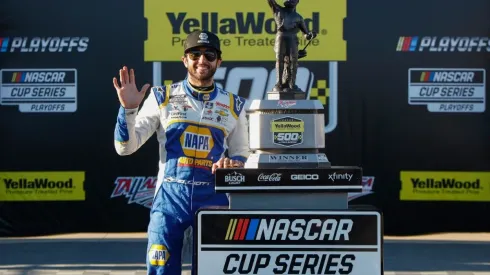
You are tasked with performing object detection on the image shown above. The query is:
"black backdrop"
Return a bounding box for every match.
[0,0,489,237]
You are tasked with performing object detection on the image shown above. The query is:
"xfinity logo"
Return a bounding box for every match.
[291,174,319,181]
[328,173,353,182]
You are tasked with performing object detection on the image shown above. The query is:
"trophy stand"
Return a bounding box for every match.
[194,86,384,275]
[194,95,384,274]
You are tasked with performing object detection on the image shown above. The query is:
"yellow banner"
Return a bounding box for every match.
[0,171,85,201]
[400,171,490,202]
[144,0,346,61]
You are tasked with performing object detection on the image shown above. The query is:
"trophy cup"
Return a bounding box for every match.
[246,0,328,171]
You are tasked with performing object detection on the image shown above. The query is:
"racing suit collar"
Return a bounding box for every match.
[183,78,218,101]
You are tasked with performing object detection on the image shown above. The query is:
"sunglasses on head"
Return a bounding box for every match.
[186,49,218,62]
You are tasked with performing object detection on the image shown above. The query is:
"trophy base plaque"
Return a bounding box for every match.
[244,152,330,169]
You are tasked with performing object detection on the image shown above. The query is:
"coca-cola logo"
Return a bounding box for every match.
[257,173,282,182]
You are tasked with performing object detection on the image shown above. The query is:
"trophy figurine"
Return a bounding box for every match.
[267,0,317,98]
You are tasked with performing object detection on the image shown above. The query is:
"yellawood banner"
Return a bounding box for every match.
[144,0,347,61]
[0,171,85,201]
[400,171,490,202]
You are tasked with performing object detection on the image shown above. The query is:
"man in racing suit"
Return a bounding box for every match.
[112,30,250,275]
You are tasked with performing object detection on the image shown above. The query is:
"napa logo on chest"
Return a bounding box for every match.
[180,125,214,158]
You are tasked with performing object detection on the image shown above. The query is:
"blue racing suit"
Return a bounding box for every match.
[114,79,250,275]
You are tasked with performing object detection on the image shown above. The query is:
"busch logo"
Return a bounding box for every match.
[258,173,282,182]
[224,171,245,185]
[328,173,353,182]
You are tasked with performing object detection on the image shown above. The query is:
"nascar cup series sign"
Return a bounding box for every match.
[196,210,382,275]
[0,69,78,113]
[408,68,486,113]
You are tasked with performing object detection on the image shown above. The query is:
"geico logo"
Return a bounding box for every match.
[214,67,314,104]
[180,126,214,159]
[412,178,481,189]
[255,218,353,241]
[3,178,74,189]
[167,12,319,35]
[291,174,319,180]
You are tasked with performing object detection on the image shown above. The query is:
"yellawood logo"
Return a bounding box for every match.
[0,171,85,201]
[144,0,346,61]
[400,171,490,202]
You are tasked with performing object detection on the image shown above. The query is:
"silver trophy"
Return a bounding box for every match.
[245,0,327,169]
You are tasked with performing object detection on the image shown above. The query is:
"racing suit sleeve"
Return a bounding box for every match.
[114,88,161,156]
[226,105,250,163]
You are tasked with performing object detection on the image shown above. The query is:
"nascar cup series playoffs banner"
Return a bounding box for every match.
[0,0,489,236]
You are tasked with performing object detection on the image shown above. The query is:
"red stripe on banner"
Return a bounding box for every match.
[16,73,22,82]
[402,37,412,51]
[424,72,431,82]
[239,219,250,240]
[234,219,244,240]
